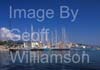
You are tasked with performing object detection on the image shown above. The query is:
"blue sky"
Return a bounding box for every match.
[0,0,100,45]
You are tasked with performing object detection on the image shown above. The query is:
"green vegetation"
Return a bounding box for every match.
[0,41,13,47]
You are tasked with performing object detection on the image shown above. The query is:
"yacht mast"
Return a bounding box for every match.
[55,29,58,48]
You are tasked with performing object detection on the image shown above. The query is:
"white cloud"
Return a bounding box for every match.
[0,27,20,41]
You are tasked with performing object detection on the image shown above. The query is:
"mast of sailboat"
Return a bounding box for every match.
[62,27,66,48]
[61,28,63,42]
[51,31,54,48]
[64,27,66,48]
[64,27,66,43]
[24,28,28,48]
[31,24,33,48]
[55,29,58,48]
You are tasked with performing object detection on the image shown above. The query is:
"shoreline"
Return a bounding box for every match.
[0,45,100,52]
[0,45,9,52]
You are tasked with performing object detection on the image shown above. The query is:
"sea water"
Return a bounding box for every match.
[0,49,100,70]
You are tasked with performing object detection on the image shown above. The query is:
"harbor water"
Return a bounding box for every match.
[0,49,100,70]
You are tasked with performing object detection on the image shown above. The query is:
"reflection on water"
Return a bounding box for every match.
[0,50,100,70]
[0,51,10,66]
